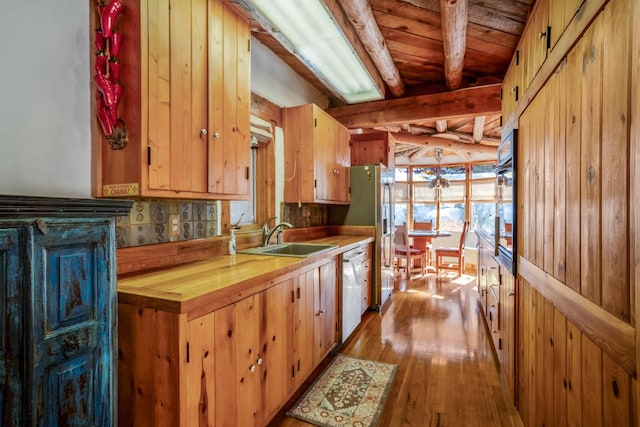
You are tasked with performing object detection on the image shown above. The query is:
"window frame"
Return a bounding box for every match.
[395,161,497,230]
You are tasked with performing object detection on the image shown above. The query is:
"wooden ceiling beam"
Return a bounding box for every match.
[472,115,486,143]
[336,0,405,97]
[327,83,501,128]
[393,133,497,155]
[439,0,468,90]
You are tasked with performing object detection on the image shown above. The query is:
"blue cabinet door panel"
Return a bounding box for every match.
[31,220,114,426]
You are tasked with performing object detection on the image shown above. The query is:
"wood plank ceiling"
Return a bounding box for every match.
[226,0,534,165]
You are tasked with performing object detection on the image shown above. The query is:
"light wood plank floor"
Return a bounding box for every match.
[277,272,523,427]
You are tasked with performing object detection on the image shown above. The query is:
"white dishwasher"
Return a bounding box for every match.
[342,247,365,342]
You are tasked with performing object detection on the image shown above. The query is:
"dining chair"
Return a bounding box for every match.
[412,220,433,267]
[435,221,469,276]
[394,223,427,277]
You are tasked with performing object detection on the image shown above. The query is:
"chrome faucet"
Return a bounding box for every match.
[263,220,293,246]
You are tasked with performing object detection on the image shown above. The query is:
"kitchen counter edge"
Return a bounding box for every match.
[117,235,374,319]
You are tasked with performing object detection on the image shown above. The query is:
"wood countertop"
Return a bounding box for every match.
[117,235,373,319]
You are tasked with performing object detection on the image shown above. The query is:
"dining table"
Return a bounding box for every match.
[407,229,452,238]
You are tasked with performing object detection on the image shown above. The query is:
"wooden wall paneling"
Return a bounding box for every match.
[519,257,635,374]
[533,290,544,427]
[564,42,582,293]
[523,282,544,425]
[602,352,632,425]
[543,73,555,274]
[517,278,528,416]
[256,139,276,224]
[566,319,583,425]
[601,0,631,322]
[542,297,555,425]
[553,59,567,282]
[552,309,568,425]
[581,336,604,424]
[534,90,545,268]
[631,0,640,416]
[518,107,530,261]
[579,16,603,305]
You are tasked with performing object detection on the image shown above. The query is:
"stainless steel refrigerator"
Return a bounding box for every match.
[329,164,394,309]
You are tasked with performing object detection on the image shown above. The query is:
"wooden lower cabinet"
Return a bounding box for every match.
[118,256,339,426]
[476,235,517,402]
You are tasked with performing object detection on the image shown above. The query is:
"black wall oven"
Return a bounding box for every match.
[495,129,516,274]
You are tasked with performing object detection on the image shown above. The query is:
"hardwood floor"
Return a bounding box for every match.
[278,272,523,427]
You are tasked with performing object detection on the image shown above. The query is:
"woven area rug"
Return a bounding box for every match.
[286,354,397,427]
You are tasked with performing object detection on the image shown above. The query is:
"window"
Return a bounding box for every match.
[394,167,409,225]
[230,143,257,226]
[394,162,497,231]
[470,164,497,235]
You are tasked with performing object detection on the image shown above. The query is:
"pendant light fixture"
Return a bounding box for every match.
[428,148,450,189]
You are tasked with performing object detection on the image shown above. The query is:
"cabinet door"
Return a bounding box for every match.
[0,228,23,425]
[314,259,338,365]
[290,269,316,391]
[313,107,334,202]
[208,0,251,197]
[147,0,209,193]
[332,123,351,202]
[261,280,292,423]
[215,294,262,427]
[30,220,115,426]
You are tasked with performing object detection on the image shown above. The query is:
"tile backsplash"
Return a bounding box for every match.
[116,200,218,248]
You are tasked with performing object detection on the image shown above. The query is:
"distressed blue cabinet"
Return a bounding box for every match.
[0,196,131,426]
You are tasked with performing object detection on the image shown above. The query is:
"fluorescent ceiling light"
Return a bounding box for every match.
[243,0,384,104]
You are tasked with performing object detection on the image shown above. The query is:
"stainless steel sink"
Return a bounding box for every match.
[238,242,338,258]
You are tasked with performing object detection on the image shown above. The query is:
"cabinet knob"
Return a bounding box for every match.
[200,128,208,136]
[213,132,221,139]
[316,310,324,316]
[249,364,256,372]
[257,357,263,365]
[539,31,547,38]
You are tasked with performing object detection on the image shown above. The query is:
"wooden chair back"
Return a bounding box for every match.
[459,221,469,252]
[413,220,433,246]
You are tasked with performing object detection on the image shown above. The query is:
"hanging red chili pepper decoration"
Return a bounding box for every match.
[94,0,126,149]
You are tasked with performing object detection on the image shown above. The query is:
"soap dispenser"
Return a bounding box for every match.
[228,229,237,255]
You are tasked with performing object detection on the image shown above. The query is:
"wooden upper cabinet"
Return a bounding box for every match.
[94,0,250,200]
[520,0,550,92]
[501,52,520,121]
[350,130,396,169]
[283,104,351,204]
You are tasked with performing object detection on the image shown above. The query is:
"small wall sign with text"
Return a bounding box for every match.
[103,183,139,197]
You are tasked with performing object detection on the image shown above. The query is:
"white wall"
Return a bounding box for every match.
[0,4,325,199]
[0,1,92,197]
[251,37,328,109]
